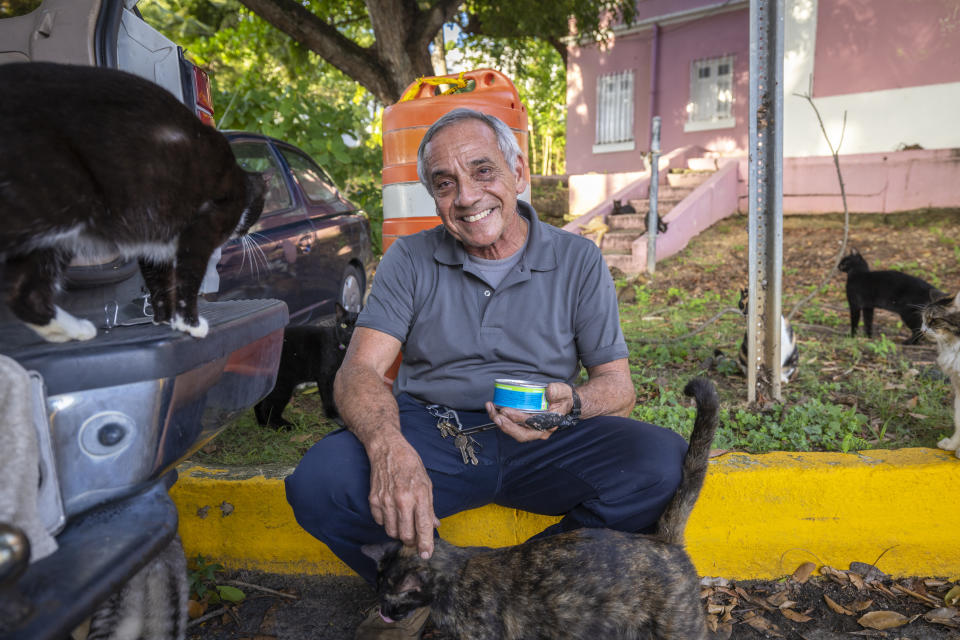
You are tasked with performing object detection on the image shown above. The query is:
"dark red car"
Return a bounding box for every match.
[219,132,376,324]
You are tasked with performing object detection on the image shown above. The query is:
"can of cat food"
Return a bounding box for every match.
[493,379,549,412]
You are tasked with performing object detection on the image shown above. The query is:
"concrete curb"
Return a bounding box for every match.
[172,448,960,580]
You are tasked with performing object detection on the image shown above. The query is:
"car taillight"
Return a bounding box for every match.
[193,66,215,127]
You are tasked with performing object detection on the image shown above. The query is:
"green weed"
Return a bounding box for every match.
[188,554,245,605]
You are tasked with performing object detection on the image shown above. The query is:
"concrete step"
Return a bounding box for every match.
[600,229,642,251]
[666,170,714,189]
[601,251,635,272]
[609,207,674,230]
[652,185,695,200]
[670,170,714,185]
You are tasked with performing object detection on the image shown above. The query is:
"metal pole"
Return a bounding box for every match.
[747,0,785,402]
[647,116,661,274]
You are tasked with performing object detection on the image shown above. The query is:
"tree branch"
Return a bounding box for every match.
[237,0,395,103]
[785,91,850,322]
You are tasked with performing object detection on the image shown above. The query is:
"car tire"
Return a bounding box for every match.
[339,264,364,313]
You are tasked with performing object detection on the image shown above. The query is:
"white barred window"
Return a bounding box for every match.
[685,55,735,132]
[594,70,634,153]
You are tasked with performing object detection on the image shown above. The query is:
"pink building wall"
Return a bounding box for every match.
[814,0,960,97]
[566,37,651,175]
[566,6,750,176]
[566,0,960,217]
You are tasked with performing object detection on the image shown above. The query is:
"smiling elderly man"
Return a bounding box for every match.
[284,108,688,639]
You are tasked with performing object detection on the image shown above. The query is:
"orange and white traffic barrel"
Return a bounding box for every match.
[381,69,530,251]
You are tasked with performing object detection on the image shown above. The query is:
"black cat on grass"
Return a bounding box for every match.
[838,248,944,345]
[0,62,266,342]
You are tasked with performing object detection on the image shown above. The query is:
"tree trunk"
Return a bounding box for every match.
[237,0,460,104]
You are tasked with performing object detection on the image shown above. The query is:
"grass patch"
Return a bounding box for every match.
[191,389,339,466]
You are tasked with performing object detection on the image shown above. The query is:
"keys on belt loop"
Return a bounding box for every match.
[426,405,491,466]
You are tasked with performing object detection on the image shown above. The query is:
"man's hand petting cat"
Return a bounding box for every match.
[366,435,440,559]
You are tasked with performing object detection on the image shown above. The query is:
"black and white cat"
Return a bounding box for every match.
[0,62,266,343]
[921,292,960,458]
[254,303,358,429]
[733,288,799,383]
[838,248,944,345]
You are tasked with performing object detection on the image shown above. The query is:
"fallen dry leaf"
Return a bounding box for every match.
[923,607,958,624]
[945,585,960,607]
[706,614,718,632]
[851,598,874,612]
[187,599,207,619]
[908,412,928,419]
[791,561,816,584]
[736,586,774,612]
[905,395,918,408]
[849,561,889,582]
[781,608,813,623]
[857,610,911,630]
[820,566,850,584]
[289,433,313,443]
[824,594,854,616]
[743,613,784,637]
[848,572,866,590]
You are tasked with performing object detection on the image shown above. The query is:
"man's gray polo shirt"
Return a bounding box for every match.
[357,201,628,410]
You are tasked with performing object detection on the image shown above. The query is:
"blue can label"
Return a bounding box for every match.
[493,379,548,412]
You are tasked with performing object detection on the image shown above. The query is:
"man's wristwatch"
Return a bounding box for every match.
[567,383,581,420]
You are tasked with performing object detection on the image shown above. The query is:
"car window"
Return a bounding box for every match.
[278,147,339,204]
[230,141,292,214]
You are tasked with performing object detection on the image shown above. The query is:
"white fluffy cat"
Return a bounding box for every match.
[921,292,960,458]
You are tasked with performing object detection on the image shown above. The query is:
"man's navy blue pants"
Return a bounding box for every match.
[285,393,689,584]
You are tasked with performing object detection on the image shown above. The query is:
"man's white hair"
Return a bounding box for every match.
[416,108,522,194]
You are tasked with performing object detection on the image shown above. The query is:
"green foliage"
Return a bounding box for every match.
[0,0,41,18]
[140,0,384,251]
[454,36,567,174]
[460,0,636,48]
[192,402,338,466]
[864,333,897,358]
[188,554,245,604]
[632,396,869,454]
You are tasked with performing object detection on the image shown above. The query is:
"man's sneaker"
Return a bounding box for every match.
[355,605,430,639]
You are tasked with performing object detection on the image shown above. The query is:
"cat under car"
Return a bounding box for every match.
[839,248,944,345]
[254,303,358,429]
[0,62,267,343]
[363,377,720,640]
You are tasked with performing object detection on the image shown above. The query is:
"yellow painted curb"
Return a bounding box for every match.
[172,448,960,580]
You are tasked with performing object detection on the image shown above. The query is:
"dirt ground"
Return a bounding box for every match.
[188,566,960,639]
[187,209,960,639]
[628,208,960,334]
